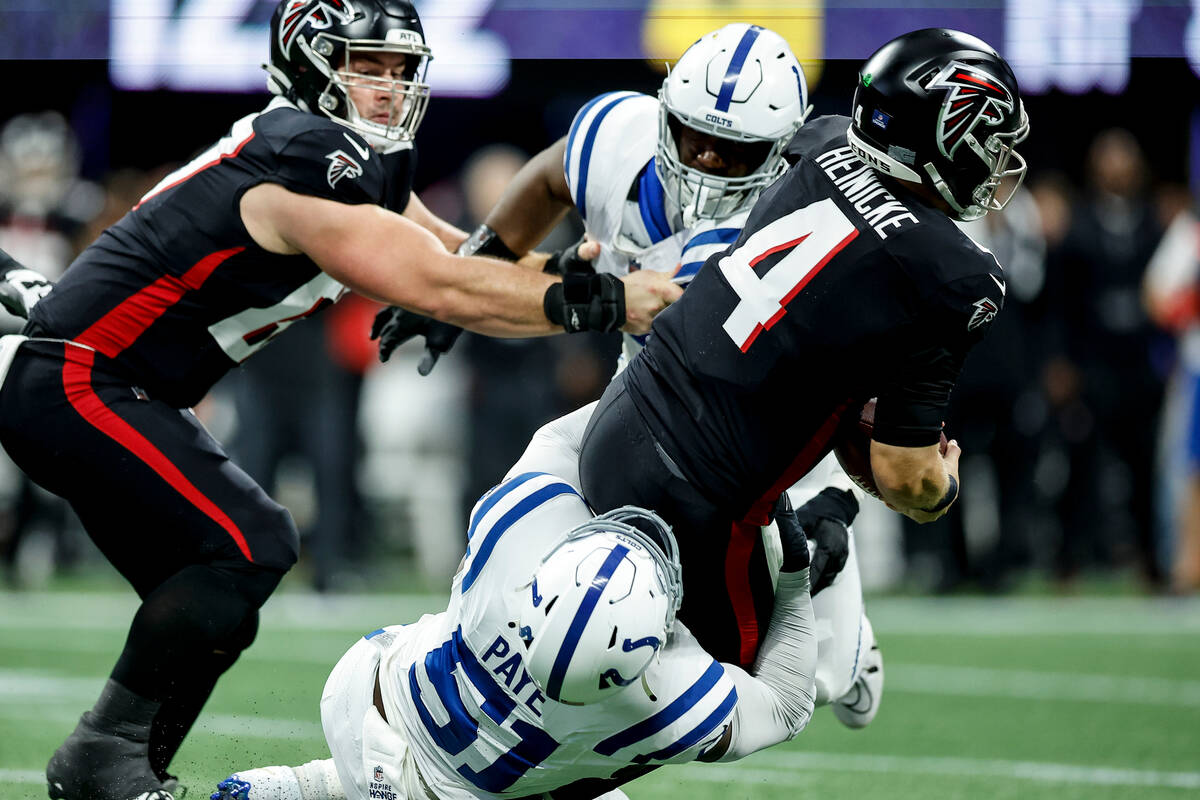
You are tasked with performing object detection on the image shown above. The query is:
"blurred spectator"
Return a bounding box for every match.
[1143,201,1200,593]
[1041,129,1167,586]
[901,184,1050,592]
[0,112,102,587]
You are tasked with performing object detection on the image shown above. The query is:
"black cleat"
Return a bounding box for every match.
[46,712,176,800]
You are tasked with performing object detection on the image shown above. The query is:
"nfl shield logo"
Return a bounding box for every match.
[374,765,384,782]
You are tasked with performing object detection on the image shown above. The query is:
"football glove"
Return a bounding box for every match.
[0,248,53,319]
[772,494,811,574]
[369,306,463,375]
[794,487,859,596]
[542,234,597,276]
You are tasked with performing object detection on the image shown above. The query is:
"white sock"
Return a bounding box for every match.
[227,766,303,800]
[228,761,344,800]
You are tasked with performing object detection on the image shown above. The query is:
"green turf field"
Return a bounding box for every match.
[3,589,1199,800]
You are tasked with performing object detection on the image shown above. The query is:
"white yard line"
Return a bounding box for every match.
[5,752,1200,790]
[2,591,1197,635]
[716,751,1200,790]
[885,663,1200,707]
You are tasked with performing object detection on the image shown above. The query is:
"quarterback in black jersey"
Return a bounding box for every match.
[579,29,1029,666]
[0,3,682,800]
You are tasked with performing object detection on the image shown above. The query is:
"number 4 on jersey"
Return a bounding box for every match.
[720,198,858,351]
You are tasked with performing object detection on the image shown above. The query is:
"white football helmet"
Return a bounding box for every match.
[657,23,810,225]
[515,507,683,705]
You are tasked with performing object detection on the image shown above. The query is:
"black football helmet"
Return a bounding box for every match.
[846,28,1029,221]
[265,0,432,149]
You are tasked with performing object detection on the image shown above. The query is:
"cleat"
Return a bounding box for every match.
[832,618,884,729]
[211,777,252,800]
[46,712,175,800]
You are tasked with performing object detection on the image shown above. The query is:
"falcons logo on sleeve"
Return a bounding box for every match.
[278,0,359,58]
[926,61,1015,160]
[325,150,364,188]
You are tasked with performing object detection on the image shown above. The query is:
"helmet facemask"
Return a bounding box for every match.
[307,32,431,150]
[656,93,792,227]
[925,102,1029,221]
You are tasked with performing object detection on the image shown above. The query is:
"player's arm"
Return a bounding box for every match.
[242,183,594,337]
[483,136,575,257]
[701,505,818,762]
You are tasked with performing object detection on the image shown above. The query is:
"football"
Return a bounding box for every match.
[833,398,949,500]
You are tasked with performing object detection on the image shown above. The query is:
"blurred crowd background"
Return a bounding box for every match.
[2,0,1199,597]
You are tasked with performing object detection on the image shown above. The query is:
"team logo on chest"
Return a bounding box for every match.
[926,61,1015,160]
[325,149,363,188]
[278,0,359,58]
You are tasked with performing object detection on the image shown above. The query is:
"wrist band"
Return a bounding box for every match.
[457,224,519,261]
[922,474,958,514]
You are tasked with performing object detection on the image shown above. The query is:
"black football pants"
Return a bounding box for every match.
[579,374,775,668]
[0,339,299,771]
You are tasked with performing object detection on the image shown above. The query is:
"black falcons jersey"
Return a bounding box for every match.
[624,115,1006,522]
[28,98,416,408]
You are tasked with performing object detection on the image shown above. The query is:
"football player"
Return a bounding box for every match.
[210,450,821,800]
[372,23,882,720]
[577,24,1026,675]
[0,3,679,800]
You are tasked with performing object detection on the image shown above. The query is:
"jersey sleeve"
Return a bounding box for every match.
[591,624,740,766]
[264,124,388,207]
[563,92,659,243]
[873,252,1006,447]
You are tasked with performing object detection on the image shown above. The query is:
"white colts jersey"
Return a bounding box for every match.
[562,91,749,362]
[375,472,740,799]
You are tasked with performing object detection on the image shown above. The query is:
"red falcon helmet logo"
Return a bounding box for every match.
[927,61,1015,160]
[325,149,364,188]
[279,0,359,58]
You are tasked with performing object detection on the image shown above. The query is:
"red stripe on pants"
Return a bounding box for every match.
[61,344,254,561]
[726,520,761,666]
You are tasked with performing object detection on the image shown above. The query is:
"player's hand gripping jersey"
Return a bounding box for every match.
[563,91,748,360]
[358,472,815,800]
[26,98,415,408]
[622,115,1007,523]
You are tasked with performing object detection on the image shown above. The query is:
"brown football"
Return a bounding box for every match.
[833,398,949,500]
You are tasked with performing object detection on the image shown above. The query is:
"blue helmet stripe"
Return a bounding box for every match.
[637,158,672,243]
[545,544,630,702]
[593,659,724,755]
[575,94,637,219]
[714,26,763,112]
[464,480,579,592]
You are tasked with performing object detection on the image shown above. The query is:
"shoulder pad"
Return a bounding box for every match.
[564,92,659,234]
[256,108,387,206]
[784,115,852,165]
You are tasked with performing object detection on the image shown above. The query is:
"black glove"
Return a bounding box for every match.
[542,235,597,276]
[772,494,810,574]
[369,306,463,375]
[793,487,859,595]
[0,248,53,319]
